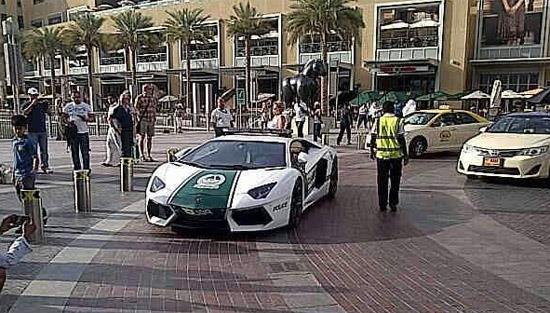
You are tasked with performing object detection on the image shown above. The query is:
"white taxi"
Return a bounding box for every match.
[458,112,550,180]
[400,109,489,157]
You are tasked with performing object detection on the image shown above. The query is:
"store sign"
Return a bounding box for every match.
[377,65,431,74]
[236,89,245,106]
[481,0,546,47]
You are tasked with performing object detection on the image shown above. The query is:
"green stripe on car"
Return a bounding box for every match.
[170,170,238,209]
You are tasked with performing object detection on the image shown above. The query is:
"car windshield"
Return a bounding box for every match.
[486,116,550,134]
[178,140,287,169]
[404,112,437,125]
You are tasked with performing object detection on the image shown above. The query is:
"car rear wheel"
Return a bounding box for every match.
[466,175,478,180]
[327,158,338,199]
[288,180,304,229]
[409,137,427,158]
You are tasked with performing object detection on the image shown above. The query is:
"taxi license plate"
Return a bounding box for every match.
[483,157,501,167]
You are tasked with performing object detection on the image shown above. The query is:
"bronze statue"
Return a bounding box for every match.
[282,59,328,111]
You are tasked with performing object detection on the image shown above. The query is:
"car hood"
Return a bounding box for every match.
[153,163,288,209]
[467,133,550,149]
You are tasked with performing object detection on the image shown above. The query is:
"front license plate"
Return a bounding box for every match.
[483,157,501,167]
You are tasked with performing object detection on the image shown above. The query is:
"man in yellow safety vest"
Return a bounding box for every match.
[370,101,409,212]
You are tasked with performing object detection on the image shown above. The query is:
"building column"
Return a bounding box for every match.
[192,82,199,127]
[205,83,213,131]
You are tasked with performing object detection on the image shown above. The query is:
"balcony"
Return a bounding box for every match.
[235,44,279,67]
[69,66,88,75]
[137,53,168,72]
[100,56,126,73]
[478,45,542,60]
[299,41,352,64]
[300,52,351,65]
[376,47,438,62]
[182,48,219,70]
[190,59,218,70]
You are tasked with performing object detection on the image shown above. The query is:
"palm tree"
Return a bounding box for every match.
[227,2,269,121]
[111,9,154,98]
[287,0,365,114]
[164,8,212,113]
[23,27,66,97]
[64,14,105,109]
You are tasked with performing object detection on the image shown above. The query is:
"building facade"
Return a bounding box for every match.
[3,0,535,114]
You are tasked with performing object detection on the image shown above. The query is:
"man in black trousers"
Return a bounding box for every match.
[370,101,409,212]
[337,103,353,145]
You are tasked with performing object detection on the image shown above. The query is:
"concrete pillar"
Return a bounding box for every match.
[192,82,199,127]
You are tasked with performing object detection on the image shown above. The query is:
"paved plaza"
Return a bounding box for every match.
[1,132,550,312]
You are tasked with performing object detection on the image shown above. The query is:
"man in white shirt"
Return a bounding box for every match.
[63,90,93,170]
[402,97,417,117]
[210,98,234,137]
[294,101,308,138]
[0,215,35,292]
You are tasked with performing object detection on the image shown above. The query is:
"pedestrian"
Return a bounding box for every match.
[267,101,287,130]
[402,96,417,117]
[0,214,36,292]
[111,91,135,159]
[357,102,368,130]
[102,96,121,167]
[10,115,48,227]
[135,84,158,162]
[368,101,380,130]
[370,101,409,212]
[63,90,93,170]
[294,101,308,137]
[260,100,271,129]
[312,102,322,142]
[210,97,234,137]
[394,100,404,118]
[337,103,353,145]
[22,88,53,174]
[174,103,184,133]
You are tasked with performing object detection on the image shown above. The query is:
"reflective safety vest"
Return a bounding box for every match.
[375,115,403,159]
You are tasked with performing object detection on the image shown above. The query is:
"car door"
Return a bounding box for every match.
[453,112,483,149]
[428,113,458,151]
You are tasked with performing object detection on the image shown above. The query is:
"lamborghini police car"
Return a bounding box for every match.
[145,129,338,232]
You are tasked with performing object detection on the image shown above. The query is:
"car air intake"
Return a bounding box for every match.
[231,207,272,226]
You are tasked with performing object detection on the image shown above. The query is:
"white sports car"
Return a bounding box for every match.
[145,130,338,232]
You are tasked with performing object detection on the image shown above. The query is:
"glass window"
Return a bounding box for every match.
[431,113,456,127]
[404,112,437,125]
[487,116,550,134]
[455,113,478,125]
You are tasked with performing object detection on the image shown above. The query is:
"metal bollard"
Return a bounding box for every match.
[73,170,92,213]
[166,148,178,162]
[121,157,134,192]
[321,133,330,146]
[21,189,45,243]
[357,132,367,150]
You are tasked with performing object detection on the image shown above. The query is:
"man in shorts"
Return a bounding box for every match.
[135,84,158,162]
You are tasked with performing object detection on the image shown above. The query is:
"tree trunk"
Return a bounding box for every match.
[130,47,137,100]
[320,34,329,116]
[185,42,191,113]
[50,55,56,98]
[86,46,95,110]
[244,36,251,127]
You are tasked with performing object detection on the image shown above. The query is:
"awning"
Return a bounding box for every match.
[461,90,491,100]
[471,58,550,66]
[363,59,439,75]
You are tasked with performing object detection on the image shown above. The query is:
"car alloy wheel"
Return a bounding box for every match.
[409,137,427,158]
[289,180,304,229]
[328,158,338,199]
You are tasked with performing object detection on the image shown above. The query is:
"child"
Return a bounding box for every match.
[11,115,48,229]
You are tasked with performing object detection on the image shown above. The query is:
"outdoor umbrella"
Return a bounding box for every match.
[500,90,525,99]
[461,91,490,100]
[520,88,545,99]
[350,90,382,106]
[380,20,410,30]
[409,19,439,28]
[416,91,449,108]
[527,87,550,104]
[159,95,178,103]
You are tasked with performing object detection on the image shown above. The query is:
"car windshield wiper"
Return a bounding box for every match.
[208,164,255,170]
[176,160,204,168]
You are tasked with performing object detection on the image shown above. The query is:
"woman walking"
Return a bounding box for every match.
[102,96,121,167]
[312,102,322,142]
[267,101,287,130]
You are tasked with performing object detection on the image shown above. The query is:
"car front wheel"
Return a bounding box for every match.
[288,180,304,229]
[409,137,427,158]
[327,158,338,199]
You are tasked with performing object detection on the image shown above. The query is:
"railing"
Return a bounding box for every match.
[137,53,167,63]
[190,58,218,70]
[69,66,88,75]
[478,45,542,59]
[378,36,438,50]
[376,47,439,61]
[100,63,126,73]
[300,51,352,65]
[236,45,278,58]
[299,41,351,53]
[183,48,218,60]
[24,70,39,77]
[137,61,168,72]
[235,55,279,67]
[95,0,181,16]
[0,110,261,139]
[100,56,125,65]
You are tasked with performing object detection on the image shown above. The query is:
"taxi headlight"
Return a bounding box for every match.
[150,176,166,192]
[519,146,549,157]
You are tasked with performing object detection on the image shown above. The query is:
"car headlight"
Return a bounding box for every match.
[519,146,549,157]
[248,183,277,199]
[462,144,475,153]
[150,176,166,192]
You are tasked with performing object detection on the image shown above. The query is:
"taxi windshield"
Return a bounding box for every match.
[404,112,437,125]
[487,116,550,134]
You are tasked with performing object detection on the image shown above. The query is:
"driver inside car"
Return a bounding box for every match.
[290,142,308,169]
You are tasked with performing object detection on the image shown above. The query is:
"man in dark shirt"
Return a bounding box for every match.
[22,88,52,174]
[111,92,135,158]
[337,103,353,145]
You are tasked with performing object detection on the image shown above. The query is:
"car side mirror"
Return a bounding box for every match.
[479,126,487,133]
[173,147,192,160]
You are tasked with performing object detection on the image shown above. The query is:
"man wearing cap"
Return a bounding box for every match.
[22,88,53,174]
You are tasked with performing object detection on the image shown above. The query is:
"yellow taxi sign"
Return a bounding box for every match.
[438,104,451,110]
